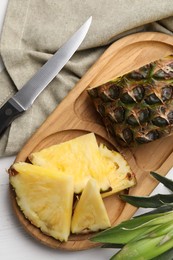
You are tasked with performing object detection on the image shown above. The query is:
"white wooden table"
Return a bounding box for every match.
[0,1,172,259]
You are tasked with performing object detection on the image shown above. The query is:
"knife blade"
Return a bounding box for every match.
[0,16,92,136]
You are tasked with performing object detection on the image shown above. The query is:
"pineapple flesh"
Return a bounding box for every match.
[29,133,135,195]
[9,133,136,242]
[10,162,74,242]
[29,133,111,193]
[88,55,173,146]
[71,178,111,234]
[99,144,136,198]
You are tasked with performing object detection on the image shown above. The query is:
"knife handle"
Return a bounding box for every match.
[0,100,24,136]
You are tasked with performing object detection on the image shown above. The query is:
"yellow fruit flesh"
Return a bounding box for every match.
[71,178,111,234]
[10,162,74,242]
[29,133,117,193]
[99,144,136,197]
[10,133,136,241]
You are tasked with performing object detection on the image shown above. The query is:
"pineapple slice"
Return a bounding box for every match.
[71,178,111,234]
[29,133,116,193]
[29,133,136,195]
[99,144,136,198]
[10,162,74,242]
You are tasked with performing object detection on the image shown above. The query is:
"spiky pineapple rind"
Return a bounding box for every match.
[88,55,173,146]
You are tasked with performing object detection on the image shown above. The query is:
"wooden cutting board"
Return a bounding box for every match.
[10,32,173,251]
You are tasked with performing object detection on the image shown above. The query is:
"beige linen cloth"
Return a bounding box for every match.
[0,0,173,157]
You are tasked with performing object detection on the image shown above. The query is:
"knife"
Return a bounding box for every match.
[0,16,92,136]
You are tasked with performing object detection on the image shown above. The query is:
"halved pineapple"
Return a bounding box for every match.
[10,162,74,242]
[29,133,136,195]
[87,55,173,146]
[71,178,111,234]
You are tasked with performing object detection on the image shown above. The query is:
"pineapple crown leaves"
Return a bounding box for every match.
[91,204,173,260]
[150,171,173,192]
[119,192,173,208]
[109,226,173,260]
[151,247,173,260]
[119,172,173,208]
[90,210,173,244]
[90,172,173,259]
[91,210,173,259]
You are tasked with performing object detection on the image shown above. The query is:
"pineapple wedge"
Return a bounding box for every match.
[71,178,111,234]
[99,144,136,198]
[9,133,136,241]
[29,133,115,193]
[10,162,74,242]
[29,133,136,196]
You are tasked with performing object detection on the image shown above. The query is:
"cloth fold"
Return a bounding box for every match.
[0,0,173,157]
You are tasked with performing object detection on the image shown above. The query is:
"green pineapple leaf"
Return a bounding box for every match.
[119,193,173,208]
[150,172,173,192]
[139,203,173,215]
[119,172,173,208]
[90,211,172,244]
[110,231,173,260]
[152,247,173,260]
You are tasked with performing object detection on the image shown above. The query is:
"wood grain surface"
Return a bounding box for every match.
[10,32,173,251]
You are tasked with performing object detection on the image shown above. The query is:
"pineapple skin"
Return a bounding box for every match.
[88,55,173,146]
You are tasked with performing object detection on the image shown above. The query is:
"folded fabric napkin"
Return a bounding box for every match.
[0,0,173,157]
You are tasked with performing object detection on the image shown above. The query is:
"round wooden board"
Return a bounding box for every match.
[10,32,173,251]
